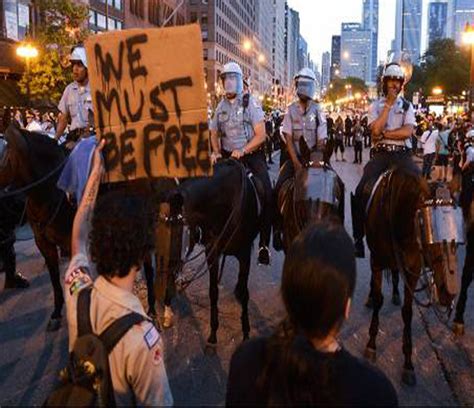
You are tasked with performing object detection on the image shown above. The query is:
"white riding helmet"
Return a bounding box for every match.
[294,68,316,100]
[220,62,243,78]
[70,46,88,69]
[294,67,316,81]
[220,62,243,97]
[382,63,404,82]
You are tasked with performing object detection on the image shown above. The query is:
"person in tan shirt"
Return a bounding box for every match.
[64,140,173,406]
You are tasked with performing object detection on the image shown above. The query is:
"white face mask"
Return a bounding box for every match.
[223,73,243,97]
[296,78,316,101]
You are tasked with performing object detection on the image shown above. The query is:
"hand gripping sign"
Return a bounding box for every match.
[85,24,211,182]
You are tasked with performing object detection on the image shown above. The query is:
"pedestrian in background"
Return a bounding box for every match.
[334,116,345,162]
[353,117,363,164]
[226,223,398,406]
[421,122,438,180]
[435,122,452,182]
[344,114,353,147]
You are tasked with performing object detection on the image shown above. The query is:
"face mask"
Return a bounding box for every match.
[223,73,243,97]
[296,78,316,101]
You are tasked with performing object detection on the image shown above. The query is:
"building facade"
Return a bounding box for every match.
[362,0,378,83]
[286,6,299,86]
[448,0,474,46]
[297,34,307,71]
[428,1,448,46]
[340,22,371,82]
[330,35,341,81]
[272,0,287,103]
[394,0,422,63]
[321,51,330,90]
[257,0,273,98]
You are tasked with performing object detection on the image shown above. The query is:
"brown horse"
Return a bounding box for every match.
[364,168,460,386]
[0,125,75,331]
[278,140,344,252]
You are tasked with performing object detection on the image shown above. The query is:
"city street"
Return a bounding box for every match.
[1,147,474,405]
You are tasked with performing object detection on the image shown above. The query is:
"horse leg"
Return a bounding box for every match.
[35,235,63,331]
[365,261,383,362]
[392,269,401,306]
[206,251,219,351]
[143,254,156,318]
[401,275,417,386]
[365,272,374,309]
[234,246,251,341]
[453,241,474,335]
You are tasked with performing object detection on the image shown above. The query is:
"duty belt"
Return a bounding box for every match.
[67,127,91,142]
[372,143,410,154]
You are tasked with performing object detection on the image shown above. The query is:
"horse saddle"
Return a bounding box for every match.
[247,170,263,218]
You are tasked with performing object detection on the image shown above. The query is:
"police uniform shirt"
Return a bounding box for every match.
[466,145,474,166]
[58,81,94,131]
[368,96,416,147]
[64,253,173,407]
[281,100,327,155]
[209,94,264,152]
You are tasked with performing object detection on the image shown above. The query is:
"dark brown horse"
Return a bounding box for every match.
[0,125,75,331]
[364,168,460,386]
[172,158,260,349]
[277,141,344,252]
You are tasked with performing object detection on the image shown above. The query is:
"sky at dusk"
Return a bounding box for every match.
[287,0,429,69]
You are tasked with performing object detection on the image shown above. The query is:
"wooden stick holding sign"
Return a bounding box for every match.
[85,24,212,182]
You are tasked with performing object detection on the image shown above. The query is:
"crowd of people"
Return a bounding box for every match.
[1,108,58,136]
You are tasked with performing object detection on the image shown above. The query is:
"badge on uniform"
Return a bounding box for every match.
[144,326,160,350]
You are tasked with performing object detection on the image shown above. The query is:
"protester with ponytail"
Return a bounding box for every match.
[226,222,398,406]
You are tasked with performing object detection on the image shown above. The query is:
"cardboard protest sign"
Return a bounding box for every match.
[85,24,211,182]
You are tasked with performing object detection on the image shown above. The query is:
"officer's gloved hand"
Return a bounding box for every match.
[210,152,222,165]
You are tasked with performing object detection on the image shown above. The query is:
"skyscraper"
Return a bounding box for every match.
[286,7,300,86]
[330,35,341,81]
[448,0,474,46]
[340,23,372,82]
[395,0,423,63]
[297,35,308,71]
[272,0,287,90]
[362,0,379,83]
[321,51,331,89]
[428,1,448,46]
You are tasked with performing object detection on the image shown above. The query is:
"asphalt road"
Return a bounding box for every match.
[1,147,474,406]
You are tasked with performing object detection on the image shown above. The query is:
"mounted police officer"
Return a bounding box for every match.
[0,137,29,289]
[209,62,272,265]
[272,67,328,250]
[351,62,418,258]
[55,46,94,149]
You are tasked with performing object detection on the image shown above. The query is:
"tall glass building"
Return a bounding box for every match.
[362,0,379,83]
[448,0,474,46]
[428,1,448,46]
[395,0,422,63]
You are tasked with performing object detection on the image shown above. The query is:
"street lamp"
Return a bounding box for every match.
[343,51,350,60]
[243,39,252,52]
[16,43,39,106]
[432,86,443,96]
[463,22,474,121]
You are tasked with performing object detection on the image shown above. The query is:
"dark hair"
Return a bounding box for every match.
[89,190,155,278]
[257,222,356,405]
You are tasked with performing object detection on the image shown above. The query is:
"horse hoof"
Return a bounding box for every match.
[365,296,373,309]
[364,347,376,363]
[402,369,417,386]
[392,293,401,306]
[46,317,61,332]
[452,322,465,337]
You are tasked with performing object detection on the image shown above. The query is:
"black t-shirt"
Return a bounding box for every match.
[226,336,398,407]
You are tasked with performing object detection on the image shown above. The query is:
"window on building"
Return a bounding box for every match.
[202,29,208,41]
[203,49,208,60]
[114,0,122,10]
[97,12,106,29]
[149,0,160,25]
[89,10,96,25]
[201,13,208,24]
[108,17,115,30]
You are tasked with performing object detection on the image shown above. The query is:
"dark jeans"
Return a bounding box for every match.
[345,132,352,146]
[422,153,435,178]
[354,141,363,163]
[222,150,272,248]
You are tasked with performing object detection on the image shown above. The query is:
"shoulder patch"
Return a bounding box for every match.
[144,325,160,350]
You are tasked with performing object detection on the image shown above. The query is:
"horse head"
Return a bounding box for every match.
[0,124,65,190]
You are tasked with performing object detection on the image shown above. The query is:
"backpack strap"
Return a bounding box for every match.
[77,286,93,337]
[100,313,146,354]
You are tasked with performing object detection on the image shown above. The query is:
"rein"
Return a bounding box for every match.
[177,158,249,290]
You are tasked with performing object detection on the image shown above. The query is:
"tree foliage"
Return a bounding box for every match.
[324,76,368,103]
[405,39,470,98]
[19,0,90,104]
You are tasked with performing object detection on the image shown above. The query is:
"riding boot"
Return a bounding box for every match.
[351,192,365,258]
